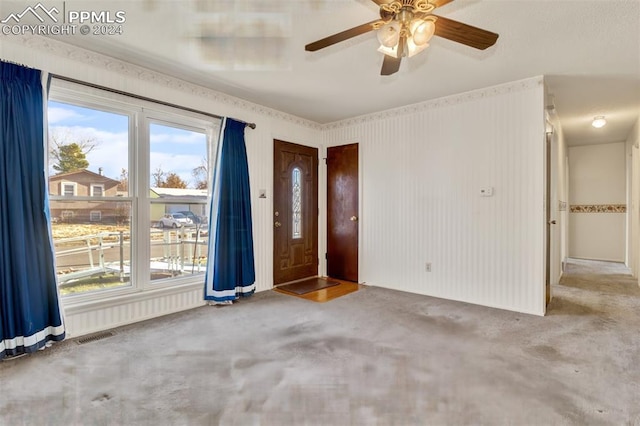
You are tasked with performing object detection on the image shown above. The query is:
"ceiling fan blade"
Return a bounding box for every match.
[430,0,455,8]
[305,20,381,52]
[432,15,499,50]
[381,54,401,76]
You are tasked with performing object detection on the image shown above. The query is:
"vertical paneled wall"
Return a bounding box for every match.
[323,77,546,315]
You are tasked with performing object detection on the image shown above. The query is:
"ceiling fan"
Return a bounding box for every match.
[305,0,499,76]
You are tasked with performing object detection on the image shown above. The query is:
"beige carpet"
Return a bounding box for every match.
[1,258,639,425]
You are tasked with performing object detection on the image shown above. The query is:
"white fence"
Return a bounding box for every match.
[55,228,209,285]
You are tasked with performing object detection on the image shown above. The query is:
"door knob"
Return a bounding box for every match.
[350,216,358,222]
[274,221,281,228]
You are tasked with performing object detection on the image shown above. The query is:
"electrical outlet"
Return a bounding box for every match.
[425,262,432,272]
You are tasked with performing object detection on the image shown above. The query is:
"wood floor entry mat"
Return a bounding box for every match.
[277,278,340,295]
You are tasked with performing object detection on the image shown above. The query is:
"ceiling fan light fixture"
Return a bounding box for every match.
[378,35,427,59]
[377,17,434,59]
[592,116,607,128]
[406,37,429,57]
[376,21,401,48]
[410,18,435,46]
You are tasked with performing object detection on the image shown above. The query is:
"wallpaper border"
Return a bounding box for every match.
[321,76,544,130]
[570,204,627,213]
[4,35,543,131]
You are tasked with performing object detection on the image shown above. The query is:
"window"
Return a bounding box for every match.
[149,122,209,282]
[292,167,302,239]
[91,184,104,197]
[61,182,77,196]
[48,79,219,300]
[49,99,131,296]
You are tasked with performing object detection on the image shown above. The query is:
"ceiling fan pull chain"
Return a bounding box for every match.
[398,35,407,58]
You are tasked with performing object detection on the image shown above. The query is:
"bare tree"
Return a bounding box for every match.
[118,168,128,192]
[192,157,208,189]
[152,166,166,187]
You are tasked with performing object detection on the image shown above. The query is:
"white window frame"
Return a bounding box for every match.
[48,78,220,306]
[89,210,102,222]
[61,210,74,220]
[61,181,77,196]
[90,184,104,197]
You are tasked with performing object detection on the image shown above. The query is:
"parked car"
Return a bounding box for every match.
[159,213,192,228]
[178,211,207,225]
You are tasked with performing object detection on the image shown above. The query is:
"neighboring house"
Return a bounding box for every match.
[49,169,122,223]
[48,172,209,224]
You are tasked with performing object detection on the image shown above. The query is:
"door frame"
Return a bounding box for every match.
[545,122,562,309]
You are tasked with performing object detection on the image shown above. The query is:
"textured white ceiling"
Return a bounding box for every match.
[3,0,638,145]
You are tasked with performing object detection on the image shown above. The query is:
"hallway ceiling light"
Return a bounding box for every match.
[591,116,607,128]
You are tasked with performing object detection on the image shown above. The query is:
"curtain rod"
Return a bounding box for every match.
[50,73,257,129]
[1,59,31,68]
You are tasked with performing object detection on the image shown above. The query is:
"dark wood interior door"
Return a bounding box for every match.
[273,140,318,285]
[327,143,359,282]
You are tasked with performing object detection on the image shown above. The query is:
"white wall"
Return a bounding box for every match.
[569,142,626,262]
[323,77,547,316]
[1,36,323,336]
[626,119,640,278]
